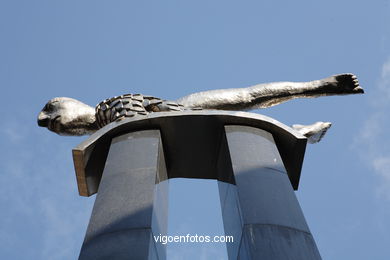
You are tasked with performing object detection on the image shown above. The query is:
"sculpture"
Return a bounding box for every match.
[37,73,363,143]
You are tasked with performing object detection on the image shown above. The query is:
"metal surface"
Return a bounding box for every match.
[292,121,332,144]
[95,94,201,128]
[37,73,363,137]
[37,97,98,136]
[177,73,362,110]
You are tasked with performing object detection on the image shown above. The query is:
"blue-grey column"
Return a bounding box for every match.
[79,130,168,260]
[223,126,321,260]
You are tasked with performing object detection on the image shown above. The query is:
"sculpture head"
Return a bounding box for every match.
[37,97,98,136]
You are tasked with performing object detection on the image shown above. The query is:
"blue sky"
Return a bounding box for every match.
[1,0,390,259]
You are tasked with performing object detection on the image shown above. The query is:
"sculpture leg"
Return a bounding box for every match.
[314,74,363,95]
[176,74,363,110]
[292,122,332,144]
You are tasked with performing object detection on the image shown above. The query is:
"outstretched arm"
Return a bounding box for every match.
[176,74,363,110]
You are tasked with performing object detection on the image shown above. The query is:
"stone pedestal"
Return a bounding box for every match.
[73,111,321,260]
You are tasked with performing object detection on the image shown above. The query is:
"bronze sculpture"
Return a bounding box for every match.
[37,73,362,143]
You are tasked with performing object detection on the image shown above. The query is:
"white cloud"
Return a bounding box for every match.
[0,119,93,260]
[373,157,390,199]
[355,58,390,199]
[379,60,390,96]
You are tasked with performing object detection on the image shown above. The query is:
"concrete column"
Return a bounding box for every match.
[79,130,168,260]
[222,126,321,260]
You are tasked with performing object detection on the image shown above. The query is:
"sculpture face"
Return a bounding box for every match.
[37,97,97,136]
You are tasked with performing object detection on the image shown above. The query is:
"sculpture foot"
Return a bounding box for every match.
[322,73,364,94]
[292,122,332,144]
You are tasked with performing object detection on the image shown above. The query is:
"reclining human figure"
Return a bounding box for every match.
[37,73,363,143]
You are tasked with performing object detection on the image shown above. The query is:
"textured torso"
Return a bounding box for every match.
[95,94,199,128]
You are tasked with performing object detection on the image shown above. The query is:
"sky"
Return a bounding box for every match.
[1,0,390,259]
